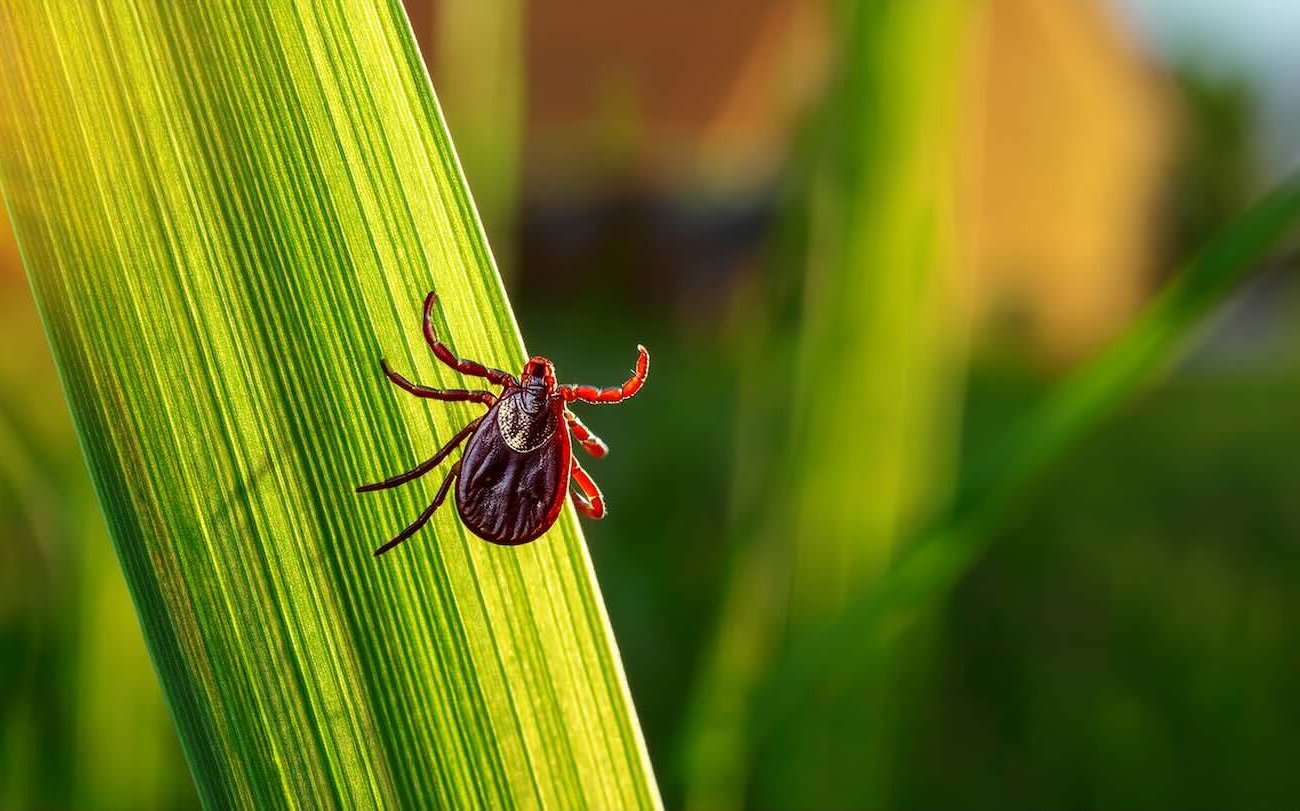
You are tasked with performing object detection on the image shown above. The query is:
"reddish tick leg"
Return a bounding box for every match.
[356,417,481,493]
[558,345,649,404]
[374,460,460,556]
[569,458,606,519]
[422,292,515,386]
[381,360,496,406]
[564,409,608,458]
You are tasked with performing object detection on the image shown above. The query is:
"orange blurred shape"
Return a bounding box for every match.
[963,0,1174,359]
[408,0,826,197]
[527,0,823,194]
[409,0,1174,359]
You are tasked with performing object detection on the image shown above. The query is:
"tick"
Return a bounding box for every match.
[358,292,649,556]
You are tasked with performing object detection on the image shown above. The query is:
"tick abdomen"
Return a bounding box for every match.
[456,393,570,545]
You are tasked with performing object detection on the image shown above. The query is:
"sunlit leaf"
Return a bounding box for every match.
[0,1,660,807]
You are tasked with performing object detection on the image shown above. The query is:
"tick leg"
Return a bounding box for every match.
[558,345,649,404]
[356,417,480,493]
[422,292,516,386]
[381,360,496,405]
[373,460,460,556]
[569,458,606,519]
[564,409,608,458]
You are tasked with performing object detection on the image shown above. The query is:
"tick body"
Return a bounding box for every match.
[358,292,648,556]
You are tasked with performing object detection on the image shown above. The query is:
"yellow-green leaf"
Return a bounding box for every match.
[0,1,660,808]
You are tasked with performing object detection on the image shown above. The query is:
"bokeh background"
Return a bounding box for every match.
[4,0,1300,808]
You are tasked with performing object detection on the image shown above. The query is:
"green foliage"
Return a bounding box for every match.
[0,1,659,807]
[680,0,1300,805]
[757,175,1300,732]
[902,375,1300,808]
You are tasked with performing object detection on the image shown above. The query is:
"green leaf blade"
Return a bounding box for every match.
[0,2,660,808]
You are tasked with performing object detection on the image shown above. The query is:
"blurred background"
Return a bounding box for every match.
[4,0,1300,808]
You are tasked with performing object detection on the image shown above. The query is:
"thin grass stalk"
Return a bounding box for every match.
[433,0,523,280]
[681,1,974,807]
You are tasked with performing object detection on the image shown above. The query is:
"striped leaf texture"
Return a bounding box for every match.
[0,1,660,808]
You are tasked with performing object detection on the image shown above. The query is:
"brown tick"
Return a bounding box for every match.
[358,292,648,556]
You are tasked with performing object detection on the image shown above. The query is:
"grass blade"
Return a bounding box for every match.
[0,1,660,807]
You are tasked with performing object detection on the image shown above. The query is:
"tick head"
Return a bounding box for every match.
[519,356,556,413]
